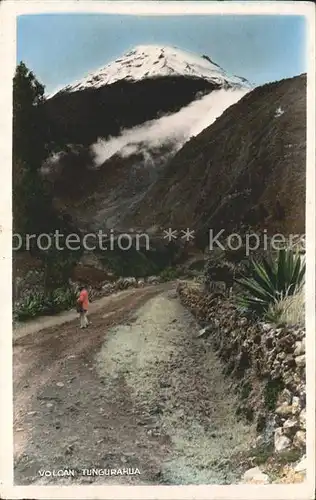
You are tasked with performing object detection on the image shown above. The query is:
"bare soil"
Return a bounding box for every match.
[14,283,255,485]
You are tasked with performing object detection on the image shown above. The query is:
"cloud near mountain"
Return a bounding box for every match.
[90,88,248,167]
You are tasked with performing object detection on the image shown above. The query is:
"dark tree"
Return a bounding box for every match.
[12,62,56,235]
[13,61,47,168]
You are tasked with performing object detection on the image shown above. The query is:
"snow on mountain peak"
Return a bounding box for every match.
[52,44,250,96]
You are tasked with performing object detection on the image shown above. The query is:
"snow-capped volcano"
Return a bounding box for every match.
[54,44,250,95]
[45,43,251,149]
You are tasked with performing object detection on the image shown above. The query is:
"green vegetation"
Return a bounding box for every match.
[14,286,77,321]
[235,249,305,316]
[160,266,181,282]
[264,378,284,411]
[13,62,83,320]
[237,440,301,470]
[248,442,275,466]
[236,444,302,483]
[271,448,302,466]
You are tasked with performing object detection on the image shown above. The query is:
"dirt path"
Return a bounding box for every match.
[13,288,140,340]
[14,283,255,485]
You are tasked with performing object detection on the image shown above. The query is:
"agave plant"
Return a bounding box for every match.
[234,248,305,315]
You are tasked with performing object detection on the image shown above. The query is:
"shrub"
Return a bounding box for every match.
[14,286,77,321]
[235,248,305,316]
[264,378,284,411]
[51,287,78,312]
[159,266,180,282]
[265,287,305,326]
[14,291,47,321]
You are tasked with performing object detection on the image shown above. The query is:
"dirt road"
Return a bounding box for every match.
[13,283,255,485]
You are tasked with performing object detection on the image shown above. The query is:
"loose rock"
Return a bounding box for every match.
[295,354,306,368]
[294,340,305,356]
[294,455,307,473]
[292,396,301,415]
[242,466,270,484]
[197,326,213,338]
[275,405,293,417]
[282,417,299,437]
[293,430,306,449]
[299,409,306,430]
[274,427,292,452]
[277,388,292,406]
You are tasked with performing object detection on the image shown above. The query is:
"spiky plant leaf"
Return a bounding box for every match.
[234,248,305,316]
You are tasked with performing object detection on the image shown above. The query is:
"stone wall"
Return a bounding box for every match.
[177,280,306,454]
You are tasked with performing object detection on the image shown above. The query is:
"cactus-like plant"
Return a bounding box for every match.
[235,249,305,315]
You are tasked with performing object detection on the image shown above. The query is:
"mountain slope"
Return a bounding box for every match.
[43,88,248,231]
[42,46,250,230]
[128,74,306,241]
[44,45,250,146]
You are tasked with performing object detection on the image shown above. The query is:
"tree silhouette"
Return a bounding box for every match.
[13,61,47,169]
[12,61,55,235]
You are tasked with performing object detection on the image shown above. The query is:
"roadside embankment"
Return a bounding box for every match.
[177,280,306,461]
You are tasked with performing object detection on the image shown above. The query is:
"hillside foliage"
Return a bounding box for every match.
[235,249,305,317]
[13,62,82,307]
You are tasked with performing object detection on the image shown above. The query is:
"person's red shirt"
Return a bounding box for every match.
[78,289,89,311]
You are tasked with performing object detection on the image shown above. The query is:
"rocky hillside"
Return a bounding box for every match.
[129,74,306,241]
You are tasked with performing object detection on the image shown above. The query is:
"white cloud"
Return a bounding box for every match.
[90,88,249,167]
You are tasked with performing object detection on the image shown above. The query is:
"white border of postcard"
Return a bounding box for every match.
[0,1,315,499]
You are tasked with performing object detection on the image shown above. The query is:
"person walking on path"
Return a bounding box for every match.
[77,285,90,328]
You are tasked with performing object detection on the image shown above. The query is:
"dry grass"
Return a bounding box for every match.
[276,465,305,484]
[267,288,305,327]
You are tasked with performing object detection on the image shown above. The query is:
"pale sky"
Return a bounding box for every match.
[17,14,306,94]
